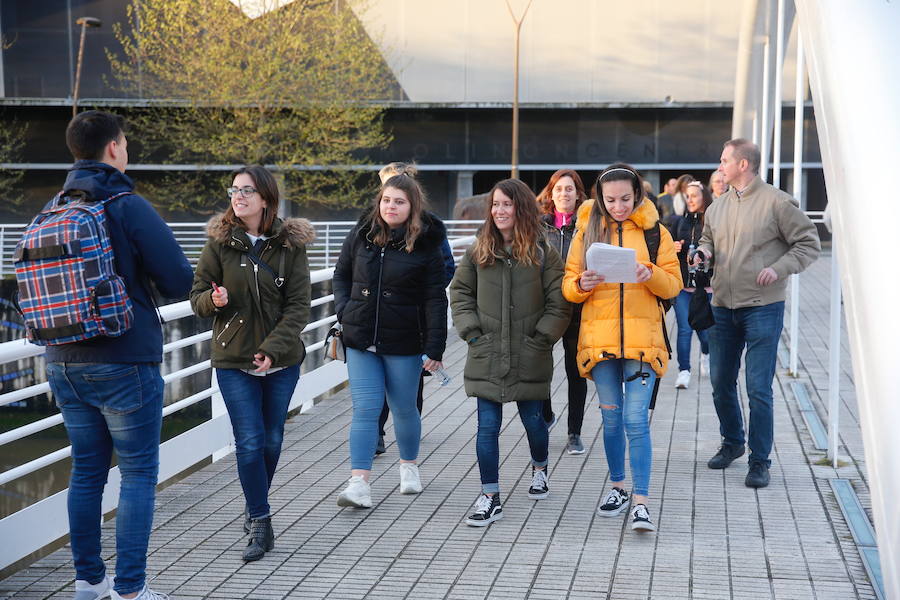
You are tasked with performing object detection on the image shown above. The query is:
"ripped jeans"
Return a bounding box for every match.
[591,359,656,497]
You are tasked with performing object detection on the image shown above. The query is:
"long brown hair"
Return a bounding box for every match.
[581,163,646,265]
[364,174,427,253]
[221,165,280,235]
[472,179,542,267]
[536,169,587,214]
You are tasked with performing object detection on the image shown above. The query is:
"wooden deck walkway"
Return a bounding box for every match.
[0,254,880,599]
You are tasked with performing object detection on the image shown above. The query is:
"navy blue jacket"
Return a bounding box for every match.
[44,161,193,364]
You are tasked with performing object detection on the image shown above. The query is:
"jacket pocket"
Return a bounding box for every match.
[518,335,554,383]
[464,333,495,381]
[214,311,246,349]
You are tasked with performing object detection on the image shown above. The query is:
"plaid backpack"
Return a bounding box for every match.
[13,191,134,345]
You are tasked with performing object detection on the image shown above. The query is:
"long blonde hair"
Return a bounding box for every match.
[364,174,427,253]
[582,163,646,265]
[472,179,542,267]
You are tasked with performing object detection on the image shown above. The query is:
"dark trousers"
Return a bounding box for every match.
[541,335,587,435]
[378,371,426,437]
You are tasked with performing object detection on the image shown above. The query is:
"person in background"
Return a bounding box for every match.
[537,169,589,454]
[563,164,682,532]
[671,181,714,390]
[373,162,455,455]
[708,171,728,199]
[333,174,448,508]
[697,139,820,488]
[655,177,677,222]
[450,178,570,526]
[191,166,313,562]
[45,111,193,600]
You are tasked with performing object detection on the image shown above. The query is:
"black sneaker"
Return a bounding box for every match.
[597,486,630,517]
[745,462,770,488]
[528,467,549,499]
[707,444,745,469]
[375,435,386,455]
[631,503,656,532]
[566,433,585,455]
[465,493,503,527]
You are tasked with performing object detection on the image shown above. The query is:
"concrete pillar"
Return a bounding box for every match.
[456,171,475,200]
[644,170,661,195]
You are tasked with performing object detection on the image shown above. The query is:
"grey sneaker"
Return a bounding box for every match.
[73,575,113,600]
[566,433,585,455]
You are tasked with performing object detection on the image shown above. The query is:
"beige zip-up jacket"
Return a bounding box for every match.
[698,176,820,309]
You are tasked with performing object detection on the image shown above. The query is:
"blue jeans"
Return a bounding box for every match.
[47,362,164,596]
[592,359,656,497]
[709,302,784,467]
[346,348,423,470]
[674,289,711,371]
[475,398,548,494]
[216,364,300,520]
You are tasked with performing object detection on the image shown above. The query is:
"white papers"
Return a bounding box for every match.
[585,243,637,283]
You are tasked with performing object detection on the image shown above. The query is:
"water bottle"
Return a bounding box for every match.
[422,355,452,386]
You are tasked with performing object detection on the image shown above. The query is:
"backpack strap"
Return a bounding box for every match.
[644,221,661,265]
[643,222,673,358]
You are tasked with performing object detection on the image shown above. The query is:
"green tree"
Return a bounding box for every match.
[108,0,396,212]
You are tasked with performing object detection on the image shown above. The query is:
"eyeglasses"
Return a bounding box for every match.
[226,186,257,198]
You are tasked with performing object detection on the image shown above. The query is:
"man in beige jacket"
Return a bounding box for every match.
[695,139,820,488]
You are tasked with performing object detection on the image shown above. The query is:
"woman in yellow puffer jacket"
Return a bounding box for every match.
[563,163,682,533]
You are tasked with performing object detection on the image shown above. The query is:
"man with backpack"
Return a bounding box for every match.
[27,111,192,600]
[696,139,819,488]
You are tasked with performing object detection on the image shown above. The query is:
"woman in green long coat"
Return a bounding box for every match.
[449,178,570,527]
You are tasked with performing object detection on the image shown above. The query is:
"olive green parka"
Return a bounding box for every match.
[190,214,315,370]
[449,240,571,403]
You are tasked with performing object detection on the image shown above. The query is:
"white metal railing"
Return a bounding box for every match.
[0,234,475,570]
[0,220,482,276]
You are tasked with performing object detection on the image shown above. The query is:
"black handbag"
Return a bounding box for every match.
[323,323,346,362]
[688,273,715,331]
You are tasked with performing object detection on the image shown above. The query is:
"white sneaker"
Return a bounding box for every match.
[700,354,710,376]
[675,370,691,389]
[110,585,170,600]
[399,463,423,494]
[74,575,114,600]
[337,475,372,508]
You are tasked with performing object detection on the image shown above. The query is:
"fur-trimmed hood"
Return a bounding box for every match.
[206,213,316,248]
[575,197,661,232]
[353,208,447,251]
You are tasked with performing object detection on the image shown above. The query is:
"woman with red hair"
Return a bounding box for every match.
[537,169,589,454]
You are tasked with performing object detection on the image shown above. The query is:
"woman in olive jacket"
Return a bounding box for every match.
[191,166,313,562]
[333,174,448,509]
[450,178,570,527]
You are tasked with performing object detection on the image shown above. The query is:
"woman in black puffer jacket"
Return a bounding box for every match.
[537,169,589,454]
[333,174,448,508]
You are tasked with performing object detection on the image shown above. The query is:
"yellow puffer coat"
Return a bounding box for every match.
[562,199,682,378]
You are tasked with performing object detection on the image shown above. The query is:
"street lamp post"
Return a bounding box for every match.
[72,16,102,118]
[506,0,534,180]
